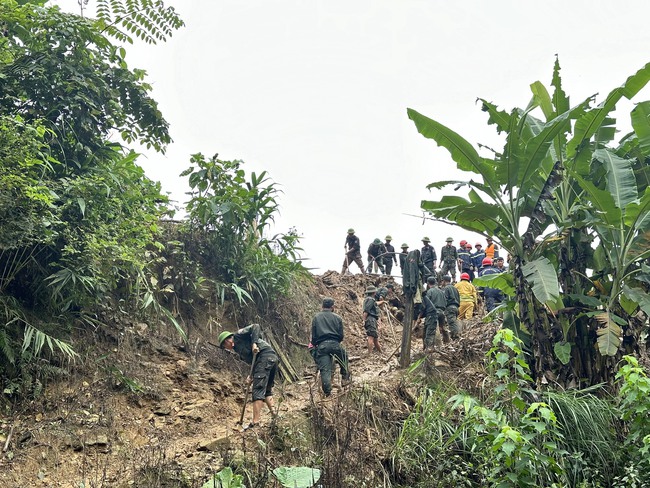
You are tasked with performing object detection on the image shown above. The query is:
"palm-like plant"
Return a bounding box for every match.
[409,58,650,386]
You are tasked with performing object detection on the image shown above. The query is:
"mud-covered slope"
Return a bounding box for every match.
[0,271,497,487]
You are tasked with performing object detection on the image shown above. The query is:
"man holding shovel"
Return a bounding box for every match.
[218,324,278,429]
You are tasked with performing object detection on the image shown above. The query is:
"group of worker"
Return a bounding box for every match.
[341,229,504,285]
[217,230,510,427]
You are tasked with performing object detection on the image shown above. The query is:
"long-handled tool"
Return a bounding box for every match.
[237,352,258,426]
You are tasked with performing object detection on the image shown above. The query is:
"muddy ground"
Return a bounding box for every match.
[0,271,496,487]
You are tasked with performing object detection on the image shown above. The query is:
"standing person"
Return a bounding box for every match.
[383,235,398,276]
[311,297,351,397]
[485,237,499,260]
[439,237,458,282]
[367,238,386,274]
[218,324,278,428]
[418,276,447,350]
[399,243,409,271]
[341,228,365,275]
[363,285,383,353]
[479,257,502,312]
[455,273,478,325]
[458,243,474,281]
[441,275,461,340]
[472,243,486,275]
[420,237,437,283]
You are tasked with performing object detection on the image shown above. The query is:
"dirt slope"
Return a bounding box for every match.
[0,271,495,487]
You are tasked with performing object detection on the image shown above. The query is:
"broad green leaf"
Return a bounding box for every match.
[521,257,562,311]
[593,148,637,208]
[472,272,516,296]
[554,341,572,365]
[624,187,650,232]
[407,108,489,176]
[622,285,650,317]
[530,81,554,121]
[272,467,321,488]
[479,99,513,134]
[631,101,650,153]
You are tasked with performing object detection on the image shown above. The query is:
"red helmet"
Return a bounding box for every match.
[460,272,470,281]
[465,243,472,249]
[482,257,493,266]
[459,240,467,246]
[475,242,482,247]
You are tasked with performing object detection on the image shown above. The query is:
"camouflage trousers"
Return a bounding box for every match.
[342,251,365,274]
[445,305,460,339]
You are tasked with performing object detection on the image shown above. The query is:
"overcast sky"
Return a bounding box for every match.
[55,0,650,275]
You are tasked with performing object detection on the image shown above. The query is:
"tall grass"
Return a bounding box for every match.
[543,387,621,486]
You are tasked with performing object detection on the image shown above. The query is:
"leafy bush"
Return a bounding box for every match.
[182,154,307,308]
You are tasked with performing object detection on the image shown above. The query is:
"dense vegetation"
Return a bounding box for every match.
[0,0,306,401]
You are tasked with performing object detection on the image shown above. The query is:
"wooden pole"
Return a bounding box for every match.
[400,294,414,368]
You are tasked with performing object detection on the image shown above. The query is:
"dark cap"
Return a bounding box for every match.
[322,297,335,308]
[442,275,452,282]
[426,276,437,285]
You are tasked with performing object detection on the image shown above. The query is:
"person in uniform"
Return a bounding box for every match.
[362,285,383,353]
[341,228,365,274]
[420,237,437,284]
[439,237,458,282]
[458,242,473,281]
[219,324,278,428]
[485,237,499,260]
[455,273,478,325]
[311,297,351,397]
[479,257,503,312]
[383,235,398,276]
[367,238,387,274]
[441,275,461,339]
[472,242,486,275]
[399,243,409,271]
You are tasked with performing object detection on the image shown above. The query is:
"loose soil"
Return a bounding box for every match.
[0,271,496,487]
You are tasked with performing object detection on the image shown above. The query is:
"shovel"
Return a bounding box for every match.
[236,352,258,426]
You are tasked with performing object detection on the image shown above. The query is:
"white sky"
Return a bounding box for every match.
[54,0,650,274]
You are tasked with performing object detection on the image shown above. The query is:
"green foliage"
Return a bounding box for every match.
[95,0,184,45]
[272,466,321,488]
[0,0,173,167]
[614,356,650,487]
[182,154,307,308]
[0,0,185,395]
[202,467,245,488]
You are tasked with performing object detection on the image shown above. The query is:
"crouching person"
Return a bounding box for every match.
[311,297,351,397]
[219,324,278,428]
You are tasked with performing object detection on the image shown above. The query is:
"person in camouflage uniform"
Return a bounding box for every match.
[362,285,383,353]
[218,324,278,427]
[441,275,461,339]
[341,228,365,274]
[311,297,351,397]
[383,235,398,276]
[418,276,447,350]
[420,237,437,284]
[439,237,458,282]
[399,243,409,272]
[367,238,387,274]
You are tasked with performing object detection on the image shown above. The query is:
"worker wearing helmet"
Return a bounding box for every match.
[478,257,502,312]
[439,237,458,282]
[218,324,278,428]
[383,235,398,276]
[454,273,477,324]
[342,228,365,275]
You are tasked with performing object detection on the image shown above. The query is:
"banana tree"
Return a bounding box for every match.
[409,59,650,386]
